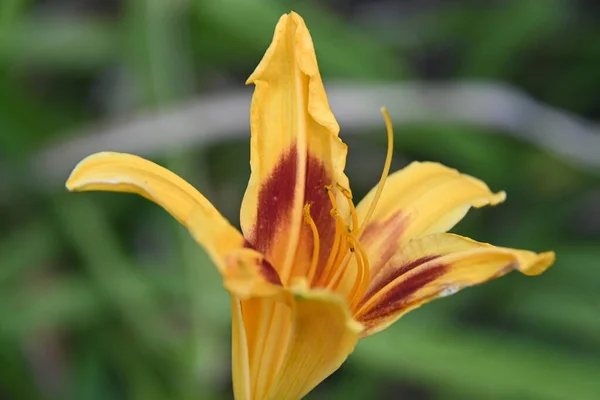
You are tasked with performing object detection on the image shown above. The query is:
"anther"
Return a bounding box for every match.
[336,183,352,200]
[335,182,359,234]
[303,203,312,223]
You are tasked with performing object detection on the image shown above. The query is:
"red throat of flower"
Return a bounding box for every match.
[302,108,395,309]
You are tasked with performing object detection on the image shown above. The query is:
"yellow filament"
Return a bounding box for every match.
[318,216,344,286]
[357,107,394,236]
[318,186,344,286]
[348,237,371,309]
[327,237,354,291]
[330,234,370,298]
[349,241,364,295]
[336,183,359,235]
[303,203,321,284]
[324,185,338,215]
[320,184,372,303]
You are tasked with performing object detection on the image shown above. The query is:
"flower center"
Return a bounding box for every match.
[324,184,367,285]
[303,108,394,307]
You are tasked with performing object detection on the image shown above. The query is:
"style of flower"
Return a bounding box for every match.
[66,12,555,400]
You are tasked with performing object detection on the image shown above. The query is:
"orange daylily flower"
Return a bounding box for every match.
[66,12,555,400]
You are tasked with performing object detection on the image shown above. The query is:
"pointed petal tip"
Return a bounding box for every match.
[490,190,507,205]
[65,177,76,191]
[283,11,303,21]
[462,175,506,208]
[521,250,556,276]
[65,151,119,192]
[245,11,312,86]
[65,156,87,191]
[245,13,291,85]
[406,161,507,208]
[65,155,95,192]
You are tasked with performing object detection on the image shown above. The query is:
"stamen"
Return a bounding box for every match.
[326,237,354,290]
[357,107,394,236]
[335,183,353,199]
[324,185,338,214]
[348,237,371,309]
[303,203,320,284]
[318,187,345,286]
[328,234,371,302]
[320,184,371,303]
[336,183,359,235]
[318,217,346,286]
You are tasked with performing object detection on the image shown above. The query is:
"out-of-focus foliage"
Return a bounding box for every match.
[0,1,599,399]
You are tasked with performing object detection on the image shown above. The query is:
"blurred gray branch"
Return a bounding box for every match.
[32,81,600,188]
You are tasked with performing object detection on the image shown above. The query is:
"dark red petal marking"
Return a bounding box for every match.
[249,147,299,256]
[356,264,447,324]
[245,145,338,286]
[258,257,283,286]
[361,255,441,304]
[300,154,336,283]
[359,291,441,336]
[243,240,283,286]
[359,211,408,276]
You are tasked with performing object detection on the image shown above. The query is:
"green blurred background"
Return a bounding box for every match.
[1,0,599,399]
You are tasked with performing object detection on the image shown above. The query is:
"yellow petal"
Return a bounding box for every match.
[223,248,285,299]
[265,284,363,399]
[354,233,555,336]
[356,161,506,277]
[242,297,292,400]
[66,152,244,272]
[241,12,349,285]
[233,293,295,400]
[232,296,251,400]
[228,259,362,400]
[225,248,291,400]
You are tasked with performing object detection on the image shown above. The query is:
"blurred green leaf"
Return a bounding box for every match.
[193,0,405,79]
[355,317,600,400]
[1,1,599,399]
[461,0,567,78]
[0,221,59,283]
[0,18,118,69]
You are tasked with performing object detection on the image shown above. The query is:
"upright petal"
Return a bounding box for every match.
[356,162,506,277]
[241,12,349,285]
[265,285,362,399]
[66,152,244,272]
[354,233,555,336]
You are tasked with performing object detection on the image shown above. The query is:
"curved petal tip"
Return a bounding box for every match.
[65,152,114,191]
[520,250,555,276]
